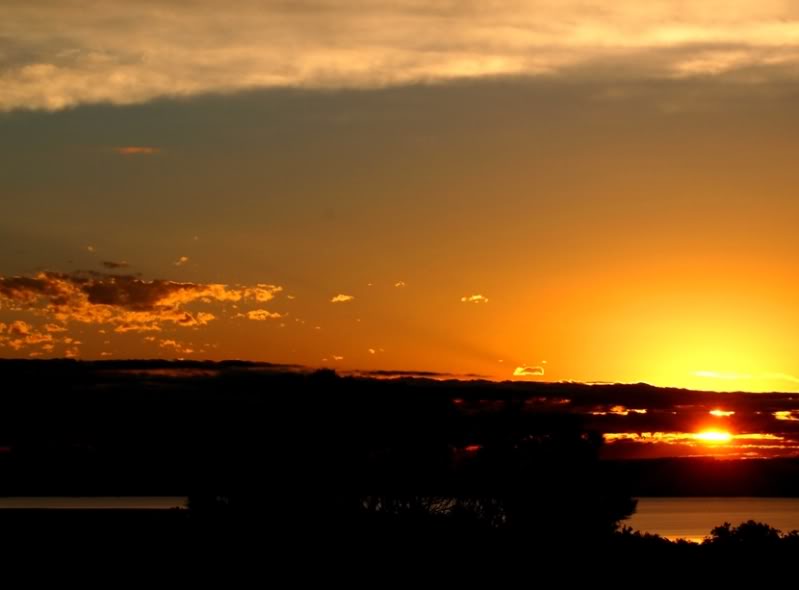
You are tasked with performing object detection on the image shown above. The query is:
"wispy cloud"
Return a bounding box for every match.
[246,309,283,321]
[112,146,160,156]
[513,366,545,377]
[461,294,488,304]
[3,1,799,111]
[174,256,189,267]
[331,294,354,303]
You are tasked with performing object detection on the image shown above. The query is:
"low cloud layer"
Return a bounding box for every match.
[3,1,799,111]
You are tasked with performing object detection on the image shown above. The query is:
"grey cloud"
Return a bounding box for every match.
[2,1,799,111]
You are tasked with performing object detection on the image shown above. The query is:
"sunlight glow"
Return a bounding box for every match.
[694,430,733,443]
[709,409,735,417]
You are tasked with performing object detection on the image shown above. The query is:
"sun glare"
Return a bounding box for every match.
[694,430,733,444]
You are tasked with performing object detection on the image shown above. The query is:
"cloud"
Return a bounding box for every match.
[246,309,283,321]
[3,1,799,112]
[331,294,355,303]
[461,294,488,304]
[0,320,58,352]
[174,256,189,267]
[8,321,32,336]
[355,369,486,380]
[101,260,130,269]
[0,270,282,335]
[513,366,545,377]
[394,281,406,288]
[112,146,160,156]
[159,339,194,355]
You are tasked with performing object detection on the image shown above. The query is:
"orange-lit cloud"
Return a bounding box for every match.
[591,405,648,416]
[461,294,488,304]
[0,271,282,340]
[513,366,544,377]
[159,339,194,355]
[113,146,160,156]
[331,294,354,303]
[246,309,283,321]
[174,256,189,267]
[604,431,785,445]
[4,1,799,111]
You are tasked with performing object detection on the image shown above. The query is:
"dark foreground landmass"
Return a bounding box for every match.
[1,358,799,573]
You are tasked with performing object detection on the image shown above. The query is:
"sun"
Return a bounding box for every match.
[694,430,733,444]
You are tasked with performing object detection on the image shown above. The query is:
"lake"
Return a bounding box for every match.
[627,497,799,543]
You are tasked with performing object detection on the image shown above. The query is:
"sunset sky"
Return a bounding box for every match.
[3,1,799,392]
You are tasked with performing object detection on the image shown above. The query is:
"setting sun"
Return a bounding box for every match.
[694,430,733,444]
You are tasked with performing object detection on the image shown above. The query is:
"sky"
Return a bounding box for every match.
[3,1,799,392]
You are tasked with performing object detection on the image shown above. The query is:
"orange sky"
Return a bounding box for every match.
[3,1,799,393]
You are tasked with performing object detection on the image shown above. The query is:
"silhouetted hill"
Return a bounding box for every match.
[1,359,799,569]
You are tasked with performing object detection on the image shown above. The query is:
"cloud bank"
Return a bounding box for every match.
[0,271,282,337]
[3,0,799,111]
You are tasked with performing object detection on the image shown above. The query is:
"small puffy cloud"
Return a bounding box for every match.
[9,321,32,336]
[242,285,282,303]
[461,294,488,304]
[102,260,130,270]
[332,355,344,361]
[247,309,283,321]
[331,294,355,303]
[87,246,96,253]
[44,323,67,333]
[23,332,53,345]
[159,339,194,355]
[113,146,160,156]
[394,281,406,288]
[174,256,189,267]
[513,366,545,377]
[368,348,376,355]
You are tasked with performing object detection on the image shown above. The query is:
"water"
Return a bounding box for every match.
[0,497,187,510]
[627,497,799,543]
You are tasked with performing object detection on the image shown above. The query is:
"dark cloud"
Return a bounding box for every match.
[101,260,130,270]
[0,270,282,334]
[355,369,486,380]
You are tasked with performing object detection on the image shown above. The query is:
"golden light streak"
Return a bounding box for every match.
[694,430,732,443]
[591,406,648,416]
